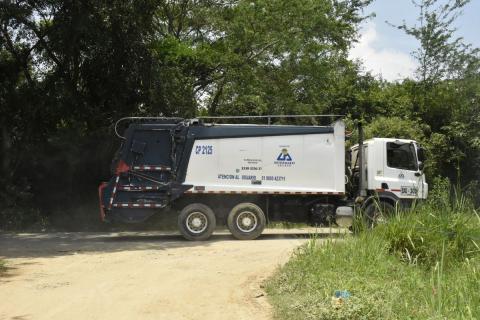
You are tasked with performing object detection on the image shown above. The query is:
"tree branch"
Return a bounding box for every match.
[1,24,34,87]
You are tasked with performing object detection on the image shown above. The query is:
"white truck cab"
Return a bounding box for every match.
[351,138,428,203]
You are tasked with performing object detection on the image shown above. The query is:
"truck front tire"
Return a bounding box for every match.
[227,203,266,240]
[178,203,216,241]
[365,200,395,228]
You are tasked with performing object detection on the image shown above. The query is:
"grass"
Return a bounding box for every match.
[268,221,311,229]
[266,181,480,319]
[0,259,6,274]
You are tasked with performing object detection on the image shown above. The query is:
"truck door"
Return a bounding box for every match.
[125,128,174,185]
[383,141,422,199]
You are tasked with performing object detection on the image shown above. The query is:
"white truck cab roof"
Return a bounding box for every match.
[366,137,417,144]
[352,138,418,149]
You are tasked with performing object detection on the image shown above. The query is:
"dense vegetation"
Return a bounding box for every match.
[0,0,479,228]
[266,179,480,319]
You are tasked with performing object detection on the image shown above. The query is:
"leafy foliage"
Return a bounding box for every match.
[394,0,478,84]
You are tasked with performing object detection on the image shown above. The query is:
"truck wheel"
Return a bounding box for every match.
[227,203,266,240]
[365,201,395,228]
[178,203,216,241]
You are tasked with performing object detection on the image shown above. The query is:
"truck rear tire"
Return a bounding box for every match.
[178,203,216,241]
[227,203,266,240]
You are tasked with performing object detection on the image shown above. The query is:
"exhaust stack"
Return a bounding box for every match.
[358,122,366,197]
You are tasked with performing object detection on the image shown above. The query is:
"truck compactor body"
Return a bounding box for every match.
[99,117,427,240]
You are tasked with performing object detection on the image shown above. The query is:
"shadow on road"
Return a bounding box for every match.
[0,231,342,259]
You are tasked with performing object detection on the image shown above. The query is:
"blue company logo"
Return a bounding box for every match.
[276,148,293,161]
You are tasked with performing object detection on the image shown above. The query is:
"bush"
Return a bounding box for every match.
[267,181,480,319]
[267,236,430,320]
[0,184,48,230]
[378,178,479,268]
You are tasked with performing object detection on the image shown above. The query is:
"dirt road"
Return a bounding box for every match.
[0,229,335,320]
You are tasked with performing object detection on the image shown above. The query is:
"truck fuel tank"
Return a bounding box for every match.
[335,206,354,228]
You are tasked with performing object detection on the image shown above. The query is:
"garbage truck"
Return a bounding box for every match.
[99,116,428,240]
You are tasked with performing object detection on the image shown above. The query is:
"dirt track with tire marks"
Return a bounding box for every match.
[0,230,323,320]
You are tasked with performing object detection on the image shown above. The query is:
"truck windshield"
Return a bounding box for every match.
[387,142,418,171]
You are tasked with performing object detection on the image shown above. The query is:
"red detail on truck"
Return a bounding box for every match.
[98,182,108,221]
[115,159,130,174]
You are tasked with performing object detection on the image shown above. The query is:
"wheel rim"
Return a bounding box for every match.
[370,206,391,226]
[186,211,208,234]
[373,210,387,224]
[236,211,258,233]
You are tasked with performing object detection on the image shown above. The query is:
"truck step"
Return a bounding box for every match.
[117,185,166,191]
[112,202,166,208]
[132,165,171,172]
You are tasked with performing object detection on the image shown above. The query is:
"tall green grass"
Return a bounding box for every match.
[0,260,6,274]
[267,179,480,319]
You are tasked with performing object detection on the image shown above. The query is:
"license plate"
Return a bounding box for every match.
[401,186,418,196]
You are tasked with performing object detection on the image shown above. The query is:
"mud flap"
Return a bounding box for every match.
[98,182,108,221]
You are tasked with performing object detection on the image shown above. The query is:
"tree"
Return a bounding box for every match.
[395,0,477,84]
[0,0,160,227]
[392,0,480,184]
[148,0,373,118]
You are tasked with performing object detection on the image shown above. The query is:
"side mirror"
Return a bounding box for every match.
[418,161,424,171]
[417,147,426,162]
